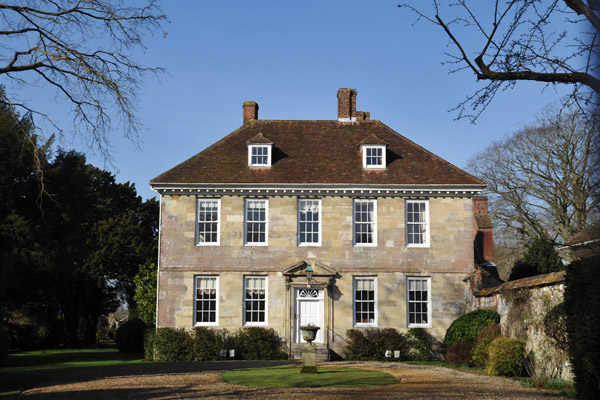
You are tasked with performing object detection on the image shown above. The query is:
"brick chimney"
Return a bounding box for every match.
[473,196,494,263]
[243,101,259,124]
[337,88,357,121]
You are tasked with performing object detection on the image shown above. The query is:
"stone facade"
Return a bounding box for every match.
[157,193,478,356]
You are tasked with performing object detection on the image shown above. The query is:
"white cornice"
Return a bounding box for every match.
[149,183,484,197]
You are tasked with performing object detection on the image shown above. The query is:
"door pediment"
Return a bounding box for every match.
[282,260,337,278]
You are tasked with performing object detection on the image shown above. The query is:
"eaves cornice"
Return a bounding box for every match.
[149,183,485,198]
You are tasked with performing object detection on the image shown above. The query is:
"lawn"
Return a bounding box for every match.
[222,365,399,388]
[0,348,143,398]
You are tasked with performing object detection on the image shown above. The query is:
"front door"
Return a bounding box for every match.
[295,288,324,343]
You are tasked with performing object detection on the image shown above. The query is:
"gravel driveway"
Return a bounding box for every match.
[20,360,569,399]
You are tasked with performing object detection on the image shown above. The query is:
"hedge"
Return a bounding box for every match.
[144,326,287,362]
[565,254,600,400]
[345,328,408,361]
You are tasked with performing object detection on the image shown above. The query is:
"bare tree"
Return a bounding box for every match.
[399,1,599,121]
[467,107,600,254]
[0,0,166,155]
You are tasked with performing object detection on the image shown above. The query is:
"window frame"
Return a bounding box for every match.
[297,198,322,247]
[247,144,272,167]
[195,198,221,246]
[243,276,268,326]
[406,276,432,328]
[194,276,219,326]
[405,199,430,248]
[353,276,378,327]
[244,198,269,246]
[353,198,377,247]
[361,145,386,169]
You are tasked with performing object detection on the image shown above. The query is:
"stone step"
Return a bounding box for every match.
[290,344,330,362]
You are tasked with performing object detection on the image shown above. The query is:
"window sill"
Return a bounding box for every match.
[354,323,377,328]
[195,322,219,327]
[407,323,432,329]
[298,243,322,247]
[244,243,268,247]
[354,243,378,248]
[406,243,430,248]
[243,322,268,327]
[196,242,220,247]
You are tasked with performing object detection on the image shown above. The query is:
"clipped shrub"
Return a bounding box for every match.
[0,325,10,366]
[115,318,147,353]
[406,328,437,361]
[152,327,192,362]
[233,327,287,360]
[444,309,500,347]
[191,327,228,361]
[487,336,526,377]
[446,341,474,367]
[471,322,501,367]
[345,328,407,361]
[565,254,600,400]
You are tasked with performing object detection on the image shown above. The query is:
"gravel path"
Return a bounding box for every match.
[20,360,569,399]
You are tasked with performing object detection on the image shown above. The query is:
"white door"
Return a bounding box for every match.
[295,288,324,343]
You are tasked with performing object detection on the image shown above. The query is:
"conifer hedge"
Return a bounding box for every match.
[565,254,600,400]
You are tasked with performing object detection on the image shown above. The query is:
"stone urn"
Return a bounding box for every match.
[299,325,320,374]
[300,325,320,344]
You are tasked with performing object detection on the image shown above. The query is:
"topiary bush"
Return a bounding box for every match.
[115,318,147,353]
[233,327,287,360]
[143,328,156,361]
[444,309,500,347]
[487,336,526,377]
[152,327,193,362]
[345,328,407,361]
[471,322,501,367]
[445,341,474,367]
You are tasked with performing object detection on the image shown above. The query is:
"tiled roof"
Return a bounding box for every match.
[475,271,566,297]
[151,120,485,186]
[565,225,600,246]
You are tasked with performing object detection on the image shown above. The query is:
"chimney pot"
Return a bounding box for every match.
[243,101,259,124]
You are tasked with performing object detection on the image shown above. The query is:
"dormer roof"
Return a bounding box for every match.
[246,132,273,145]
[359,133,388,147]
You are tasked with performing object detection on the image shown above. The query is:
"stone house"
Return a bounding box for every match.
[149,88,491,359]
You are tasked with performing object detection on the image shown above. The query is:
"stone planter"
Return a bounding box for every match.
[300,326,320,343]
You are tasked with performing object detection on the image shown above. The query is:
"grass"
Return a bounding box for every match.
[0,348,143,398]
[222,365,399,388]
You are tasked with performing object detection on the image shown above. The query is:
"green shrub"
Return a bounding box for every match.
[191,327,228,361]
[234,327,287,360]
[487,336,526,377]
[143,328,156,360]
[444,309,500,347]
[115,319,147,353]
[445,341,474,366]
[565,254,600,400]
[471,322,501,367]
[406,328,436,361]
[152,328,192,362]
[345,328,407,361]
[0,325,10,366]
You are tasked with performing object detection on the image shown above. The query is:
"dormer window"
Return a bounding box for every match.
[249,145,271,167]
[246,133,274,168]
[361,145,386,169]
[359,134,388,170]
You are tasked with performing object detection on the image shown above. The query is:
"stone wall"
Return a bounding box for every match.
[468,274,572,381]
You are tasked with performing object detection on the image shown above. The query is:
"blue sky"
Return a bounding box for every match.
[14,1,572,199]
